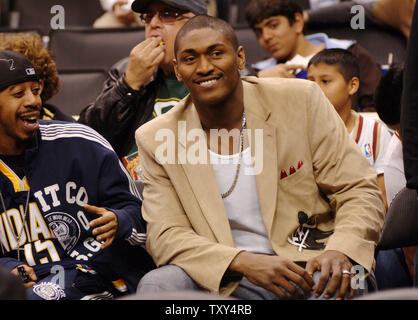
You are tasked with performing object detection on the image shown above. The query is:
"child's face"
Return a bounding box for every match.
[307,62,357,114]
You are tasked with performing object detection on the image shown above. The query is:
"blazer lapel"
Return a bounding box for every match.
[178,101,235,246]
[243,81,278,238]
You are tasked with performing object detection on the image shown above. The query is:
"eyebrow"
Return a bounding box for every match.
[255,17,279,28]
[7,85,19,92]
[265,17,279,24]
[180,43,227,55]
[7,81,41,91]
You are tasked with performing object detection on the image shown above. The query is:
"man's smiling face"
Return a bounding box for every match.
[0,81,42,154]
[174,27,245,107]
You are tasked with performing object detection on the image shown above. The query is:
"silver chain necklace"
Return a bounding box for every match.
[221,111,246,199]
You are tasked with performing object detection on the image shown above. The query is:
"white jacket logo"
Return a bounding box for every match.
[45,212,80,252]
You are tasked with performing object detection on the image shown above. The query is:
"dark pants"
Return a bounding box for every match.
[375,248,418,290]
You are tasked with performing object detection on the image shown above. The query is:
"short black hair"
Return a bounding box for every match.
[245,0,303,30]
[308,48,360,83]
[174,15,239,58]
[375,64,403,126]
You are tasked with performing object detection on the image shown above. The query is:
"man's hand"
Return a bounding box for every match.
[257,64,306,78]
[229,251,314,299]
[306,250,355,300]
[85,204,118,249]
[11,264,37,288]
[124,37,166,90]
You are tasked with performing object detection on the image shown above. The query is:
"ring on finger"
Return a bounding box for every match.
[342,270,352,277]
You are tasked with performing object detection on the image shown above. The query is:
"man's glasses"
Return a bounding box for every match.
[140,9,191,24]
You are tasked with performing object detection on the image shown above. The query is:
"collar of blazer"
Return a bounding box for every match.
[176,77,279,244]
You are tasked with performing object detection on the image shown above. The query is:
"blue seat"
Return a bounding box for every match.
[305,25,407,66]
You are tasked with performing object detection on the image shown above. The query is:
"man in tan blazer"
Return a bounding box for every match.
[135,15,385,300]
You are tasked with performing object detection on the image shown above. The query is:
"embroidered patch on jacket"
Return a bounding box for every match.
[288,211,333,252]
[32,282,66,300]
[45,212,81,253]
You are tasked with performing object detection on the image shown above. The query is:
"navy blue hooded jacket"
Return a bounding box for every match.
[0,120,154,294]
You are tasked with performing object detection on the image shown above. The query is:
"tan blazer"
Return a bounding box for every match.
[135,77,385,296]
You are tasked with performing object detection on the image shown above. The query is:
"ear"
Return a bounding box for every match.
[348,77,360,96]
[236,46,246,70]
[292,12,305,34]
[173,59,183,82]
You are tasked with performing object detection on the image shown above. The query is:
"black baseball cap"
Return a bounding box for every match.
[132,0,207,15]
[0,50,39,92]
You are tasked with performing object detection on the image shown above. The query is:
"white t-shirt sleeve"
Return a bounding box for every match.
[374,124,393,175]
[383,135,406,206]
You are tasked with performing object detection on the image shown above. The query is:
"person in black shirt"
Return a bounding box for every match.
[401,0,418,194]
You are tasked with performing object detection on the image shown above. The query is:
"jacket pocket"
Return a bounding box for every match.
[278,163,309,188]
